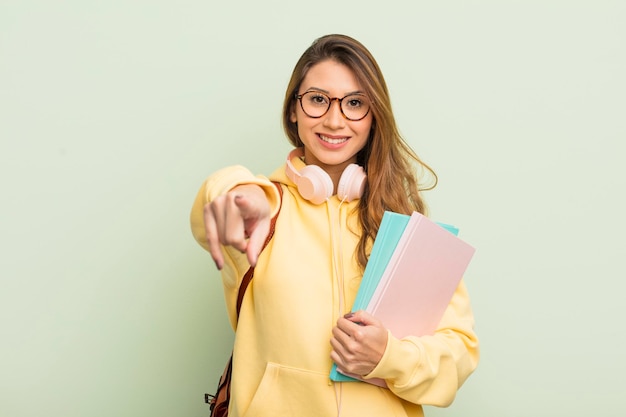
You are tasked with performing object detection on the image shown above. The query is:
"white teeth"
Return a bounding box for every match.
[320,135,348,144]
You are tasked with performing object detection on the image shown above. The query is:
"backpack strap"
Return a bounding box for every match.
[235,181,283,318]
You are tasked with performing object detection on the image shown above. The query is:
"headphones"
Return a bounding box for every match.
[285,148,366,205]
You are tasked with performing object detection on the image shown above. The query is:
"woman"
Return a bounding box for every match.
[190,34,479,417]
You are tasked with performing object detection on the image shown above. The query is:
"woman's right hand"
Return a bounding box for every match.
[203,184,271,270]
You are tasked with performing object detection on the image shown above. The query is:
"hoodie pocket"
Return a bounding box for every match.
[242,362,411,417]
[242,362,336,417]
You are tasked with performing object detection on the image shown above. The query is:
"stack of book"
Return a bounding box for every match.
[330,211,475,385]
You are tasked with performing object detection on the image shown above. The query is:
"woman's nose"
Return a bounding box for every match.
[323,100,345,129]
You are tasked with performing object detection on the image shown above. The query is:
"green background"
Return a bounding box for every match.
[1,1,624,416]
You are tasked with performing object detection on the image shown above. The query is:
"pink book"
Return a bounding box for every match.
[366,211,475,338]
[339,212,475,387]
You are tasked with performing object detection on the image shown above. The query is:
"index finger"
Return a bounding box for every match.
[346,310,381,327]
[203,202,225,270]
[244,216,270,267]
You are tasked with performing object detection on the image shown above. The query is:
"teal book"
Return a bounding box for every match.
[329,211,460,383]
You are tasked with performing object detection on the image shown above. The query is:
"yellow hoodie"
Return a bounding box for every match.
[190,160,479,417]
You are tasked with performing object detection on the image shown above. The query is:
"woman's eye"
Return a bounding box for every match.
[308,94,328,105]
[346,98,363,108]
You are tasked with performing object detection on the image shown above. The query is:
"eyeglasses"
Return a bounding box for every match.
[295,91,371,121]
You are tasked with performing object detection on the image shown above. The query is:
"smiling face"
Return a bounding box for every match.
[290,60,373,178]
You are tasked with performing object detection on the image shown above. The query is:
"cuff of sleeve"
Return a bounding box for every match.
[363,331,423,386]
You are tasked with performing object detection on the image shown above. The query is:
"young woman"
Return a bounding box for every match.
[190,34,479,417]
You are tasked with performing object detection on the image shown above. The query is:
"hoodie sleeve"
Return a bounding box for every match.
[363,280,479,407]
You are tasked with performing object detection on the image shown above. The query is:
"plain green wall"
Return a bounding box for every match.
[1,1,625,416]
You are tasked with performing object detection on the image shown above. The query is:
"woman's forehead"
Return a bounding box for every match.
[301,60,364,95]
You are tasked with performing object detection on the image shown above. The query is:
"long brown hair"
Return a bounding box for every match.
[282,34,437,270]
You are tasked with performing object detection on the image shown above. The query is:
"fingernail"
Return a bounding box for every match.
[344,312,354,319]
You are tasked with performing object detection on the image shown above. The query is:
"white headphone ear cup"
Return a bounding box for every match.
[297,165,334,204]
[337,164,367,202]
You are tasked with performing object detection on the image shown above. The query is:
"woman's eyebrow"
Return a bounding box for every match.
[304,87,365,96]
[304,86,330,94]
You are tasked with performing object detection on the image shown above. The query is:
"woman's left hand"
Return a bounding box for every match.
[330,310,388,377]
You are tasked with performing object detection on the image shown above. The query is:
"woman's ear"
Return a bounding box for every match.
[290,110,297,123]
